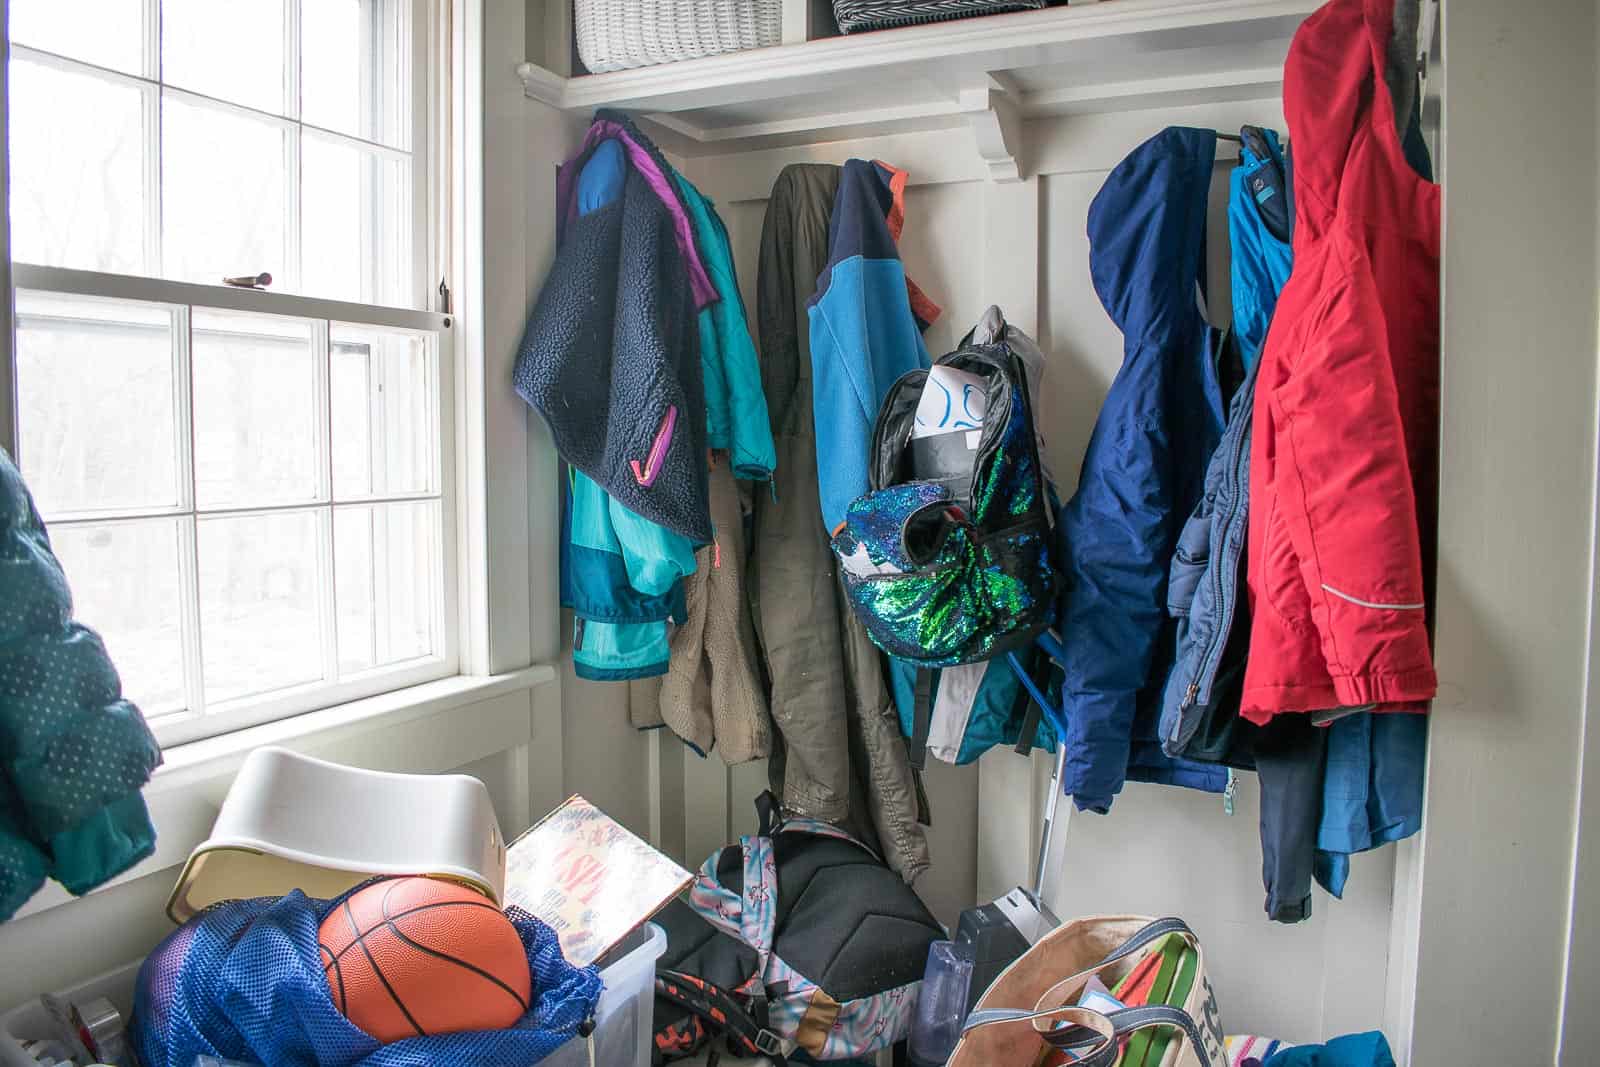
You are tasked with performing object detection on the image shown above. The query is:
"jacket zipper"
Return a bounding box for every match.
[1173,390,1252,739]
[631,406,678,487]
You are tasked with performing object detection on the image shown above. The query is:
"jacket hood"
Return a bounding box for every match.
[1283,0,1437,243]
[1086,127,1217,342]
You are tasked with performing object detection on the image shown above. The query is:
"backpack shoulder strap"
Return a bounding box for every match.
[738,833,777,983]
[908,668,934,770]
[684,831,778,1000]
[653,969,789,1066]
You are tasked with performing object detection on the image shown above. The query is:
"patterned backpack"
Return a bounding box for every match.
[830,342,1058,669]
[652,803,943,1061]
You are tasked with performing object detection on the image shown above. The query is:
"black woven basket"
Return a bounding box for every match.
[832,0,1049,34]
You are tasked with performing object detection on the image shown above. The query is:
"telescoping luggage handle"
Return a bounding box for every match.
[960,917,1215,1067]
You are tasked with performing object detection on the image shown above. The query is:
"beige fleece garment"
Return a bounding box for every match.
[648,461,772,763]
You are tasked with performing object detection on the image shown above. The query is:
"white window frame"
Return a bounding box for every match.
[2,0,466,748]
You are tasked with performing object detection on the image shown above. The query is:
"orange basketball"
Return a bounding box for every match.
[318,876,531,1043]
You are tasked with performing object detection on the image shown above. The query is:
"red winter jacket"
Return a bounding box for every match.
[1241,0,1440,723]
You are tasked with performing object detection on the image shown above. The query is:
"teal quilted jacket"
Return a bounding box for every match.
[0,449,161,921]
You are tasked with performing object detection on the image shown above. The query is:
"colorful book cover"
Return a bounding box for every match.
[502,794,692,968]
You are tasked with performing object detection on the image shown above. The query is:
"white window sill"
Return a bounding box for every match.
[11,665,558,922]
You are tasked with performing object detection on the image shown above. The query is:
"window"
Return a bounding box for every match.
[9,0,423,302]
[5,0,456,747]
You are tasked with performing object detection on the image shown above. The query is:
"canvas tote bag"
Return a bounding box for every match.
[948,916,1226,1067]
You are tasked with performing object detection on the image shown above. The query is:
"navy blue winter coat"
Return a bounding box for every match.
[1055,128,1231,813]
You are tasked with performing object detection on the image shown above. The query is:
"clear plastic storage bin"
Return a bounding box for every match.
[544,922,666,1067]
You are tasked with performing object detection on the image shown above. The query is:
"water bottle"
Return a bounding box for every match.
[907,940,975,1066]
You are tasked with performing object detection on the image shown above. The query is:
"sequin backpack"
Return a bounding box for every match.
[831,342,1058,669]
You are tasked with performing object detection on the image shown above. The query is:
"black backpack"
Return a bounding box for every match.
[651,799,943,1062]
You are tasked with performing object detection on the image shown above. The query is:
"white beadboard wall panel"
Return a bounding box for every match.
[559,633,656,835]
[1409,3,1600,1064]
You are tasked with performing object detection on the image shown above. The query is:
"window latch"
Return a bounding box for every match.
[223,272,273,289]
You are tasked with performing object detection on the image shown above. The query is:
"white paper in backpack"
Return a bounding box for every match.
[912,366,987,440]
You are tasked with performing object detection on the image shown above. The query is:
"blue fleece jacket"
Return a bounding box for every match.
[807,159,934,533]
[671,173,776,482]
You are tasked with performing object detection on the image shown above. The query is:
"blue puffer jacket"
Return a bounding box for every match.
[1160,126,1294,760]
[1054,128,1230,813]
[1,449,161,920]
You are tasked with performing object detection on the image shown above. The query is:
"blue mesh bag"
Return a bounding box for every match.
[130,885,602,1067]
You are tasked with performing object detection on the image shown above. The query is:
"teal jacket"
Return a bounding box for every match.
[1,449,161,921]
[673,172,777,482]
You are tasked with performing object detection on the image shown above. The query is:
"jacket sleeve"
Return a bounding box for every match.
[1268,274,1437,708]
[1056,398,1175,813]
[705,211,776,481]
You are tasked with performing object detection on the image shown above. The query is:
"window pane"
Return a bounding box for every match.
[301,133,411,305]
[192,310,320,509]
[11,0,146,75]
[161,0,287,115]
[50,519,187,717]
[331,325,433,498]
[199,510,324,703]
[9,58,151,274]
[302,0,410,148]
[335,501,438,674]
[15,292,180,516]
[163,94,289,288]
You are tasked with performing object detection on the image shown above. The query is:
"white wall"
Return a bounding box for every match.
[1402,3,1600,1064]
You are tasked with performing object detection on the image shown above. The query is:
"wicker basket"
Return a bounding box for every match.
[576,0,785,73]
[833,0,1048,34]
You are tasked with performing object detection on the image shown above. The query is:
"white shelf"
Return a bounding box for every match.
[518,0,1315,170]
